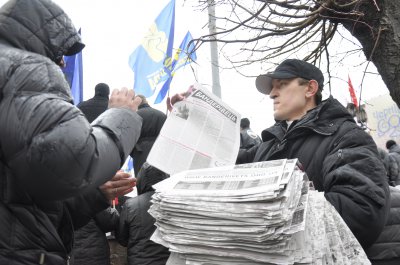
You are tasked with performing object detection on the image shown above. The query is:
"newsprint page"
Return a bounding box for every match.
[147,84,241,175]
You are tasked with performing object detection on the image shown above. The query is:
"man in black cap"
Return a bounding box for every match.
[167,58,389,250]
[238,58,390,250]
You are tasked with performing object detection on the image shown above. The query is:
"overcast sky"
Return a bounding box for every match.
[0,0,390,134]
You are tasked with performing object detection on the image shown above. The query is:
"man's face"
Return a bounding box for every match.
[269,78,309,121]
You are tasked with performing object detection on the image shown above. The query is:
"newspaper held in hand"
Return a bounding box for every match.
[147,83,241,175]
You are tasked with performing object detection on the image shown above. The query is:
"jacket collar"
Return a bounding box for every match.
[138,103,151,110]
[262,96,355,141]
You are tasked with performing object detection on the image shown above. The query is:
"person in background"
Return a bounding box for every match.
[117,163,170,265]
[386,139,400,155]
[377,147,391,184]
[386,140,400,186]
[117,95,167,216]
[240,117,262,150]
[0,0,143,264]
[378,148,390,174]
[72,82,119,265]
[167,59,389,250]
[130,95,167,175]
[118,96,168,265]
[77,83,110,123]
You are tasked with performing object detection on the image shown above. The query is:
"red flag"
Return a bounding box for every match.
[348,75,358,107]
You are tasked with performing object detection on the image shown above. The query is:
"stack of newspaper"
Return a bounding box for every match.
[149,159,370,265]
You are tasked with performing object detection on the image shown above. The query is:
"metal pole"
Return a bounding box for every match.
[207,0,221,99]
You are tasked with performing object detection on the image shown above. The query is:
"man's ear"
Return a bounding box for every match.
[305,80,319,98]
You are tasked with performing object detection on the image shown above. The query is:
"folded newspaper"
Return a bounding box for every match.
[149,159,371,265]
[147,83,241,175]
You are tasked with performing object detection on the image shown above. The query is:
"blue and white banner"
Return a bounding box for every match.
[128,0,175,98]
[154,31,197,104]
[62,29,83,105]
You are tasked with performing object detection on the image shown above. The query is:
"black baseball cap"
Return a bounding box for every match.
[255,59,324,95]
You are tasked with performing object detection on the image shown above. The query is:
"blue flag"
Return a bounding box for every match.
[154,31,197,104]
[128,0,175,98]
[123,156,134,173]
[62,29,83,105]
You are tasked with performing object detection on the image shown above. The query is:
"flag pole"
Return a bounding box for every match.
[207,0,221,99]
[166,90,170,115]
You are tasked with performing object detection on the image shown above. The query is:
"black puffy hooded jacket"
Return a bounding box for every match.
[0,0,142,264]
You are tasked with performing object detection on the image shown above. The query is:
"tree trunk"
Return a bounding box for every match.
[340,0,400,107]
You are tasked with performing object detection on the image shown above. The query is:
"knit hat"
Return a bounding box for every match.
[95,83,110,97]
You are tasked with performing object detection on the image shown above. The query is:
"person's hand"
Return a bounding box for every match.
[99,171,136,202]
[166,85,195,112]
[108,87,142,112]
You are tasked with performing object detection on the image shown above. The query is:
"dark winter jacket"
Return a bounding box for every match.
[388,144,400,155]
[117,163,170,265]
[71,208,119,265]
[131,103,167,175]
[387,146,400,186]
[240,127,262,150]
[237,96,390,249]
[388,152,400,186]
[77,94,109,123]
[0,1,142,264]
[377,148,391,185]
[367,186,400,265]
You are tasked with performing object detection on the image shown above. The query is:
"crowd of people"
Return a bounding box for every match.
[0,0,399,265]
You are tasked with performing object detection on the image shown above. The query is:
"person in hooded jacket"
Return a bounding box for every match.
[386,140,400,155]
[240,117,262,150]
[168,59,390,250]
[77,83,110,123]
[117,163,170,265]
[387,152,400,186]
[0,0,143,264]
[130,95,167,175]
[72,82,120,265]
[386,140,400,186]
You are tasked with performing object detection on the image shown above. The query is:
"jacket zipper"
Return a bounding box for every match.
[39,253,70,264]
[338,149,343,158]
